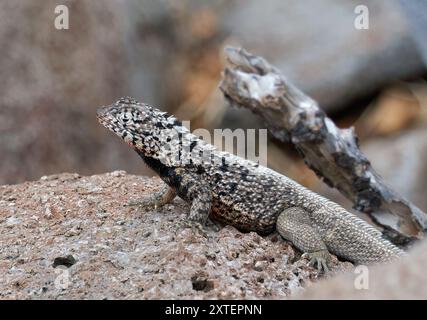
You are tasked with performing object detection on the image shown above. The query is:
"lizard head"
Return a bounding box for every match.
[97,97,188,162]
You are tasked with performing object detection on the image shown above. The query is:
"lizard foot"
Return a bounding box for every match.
[125,197,163,210]
[302,250,332,273]
[205,217,222,232]
[176,220,208,238]
[125,185,176,210]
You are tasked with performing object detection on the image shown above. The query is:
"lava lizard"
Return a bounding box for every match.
[97,97,404,271]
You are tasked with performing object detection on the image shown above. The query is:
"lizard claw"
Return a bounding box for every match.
[303,250,331,273]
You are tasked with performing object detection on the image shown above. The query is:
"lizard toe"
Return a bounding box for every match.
[125,197,163,210]
[304,250,331,274]
[176,220,208,238]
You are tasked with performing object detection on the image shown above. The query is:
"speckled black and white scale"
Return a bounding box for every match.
[97,97,404,267]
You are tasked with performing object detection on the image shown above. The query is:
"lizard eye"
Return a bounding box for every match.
[120,112,132,124]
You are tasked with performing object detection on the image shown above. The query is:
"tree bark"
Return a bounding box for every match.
[220,47,427,246]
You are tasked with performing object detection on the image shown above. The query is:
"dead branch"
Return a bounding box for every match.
[219,47,427,246]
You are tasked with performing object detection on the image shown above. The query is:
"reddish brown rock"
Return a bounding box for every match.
[0,172,352,299]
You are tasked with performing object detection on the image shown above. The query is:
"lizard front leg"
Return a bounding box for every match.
[189,188,212,225]
[126,183,176,209]
[276,207,332,272]
[176,177,214,235]
[187,184,213,233]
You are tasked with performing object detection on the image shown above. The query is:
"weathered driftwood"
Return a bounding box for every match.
[219,47,427,246]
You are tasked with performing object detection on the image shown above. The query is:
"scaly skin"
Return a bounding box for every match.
[97,97,404,270]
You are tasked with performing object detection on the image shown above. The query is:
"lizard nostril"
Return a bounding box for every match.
[96,107,107,117]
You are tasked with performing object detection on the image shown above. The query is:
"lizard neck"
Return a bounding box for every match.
[134,149,183,190]
[135,149,170,177]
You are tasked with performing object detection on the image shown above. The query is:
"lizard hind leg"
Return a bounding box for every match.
[276,207,332,273]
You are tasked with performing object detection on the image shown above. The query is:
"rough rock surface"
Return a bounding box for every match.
[0,172,353,299]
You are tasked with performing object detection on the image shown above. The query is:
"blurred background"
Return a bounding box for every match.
[1,0,427,211]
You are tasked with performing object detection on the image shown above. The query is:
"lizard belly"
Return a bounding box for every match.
[210,197,278,234]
